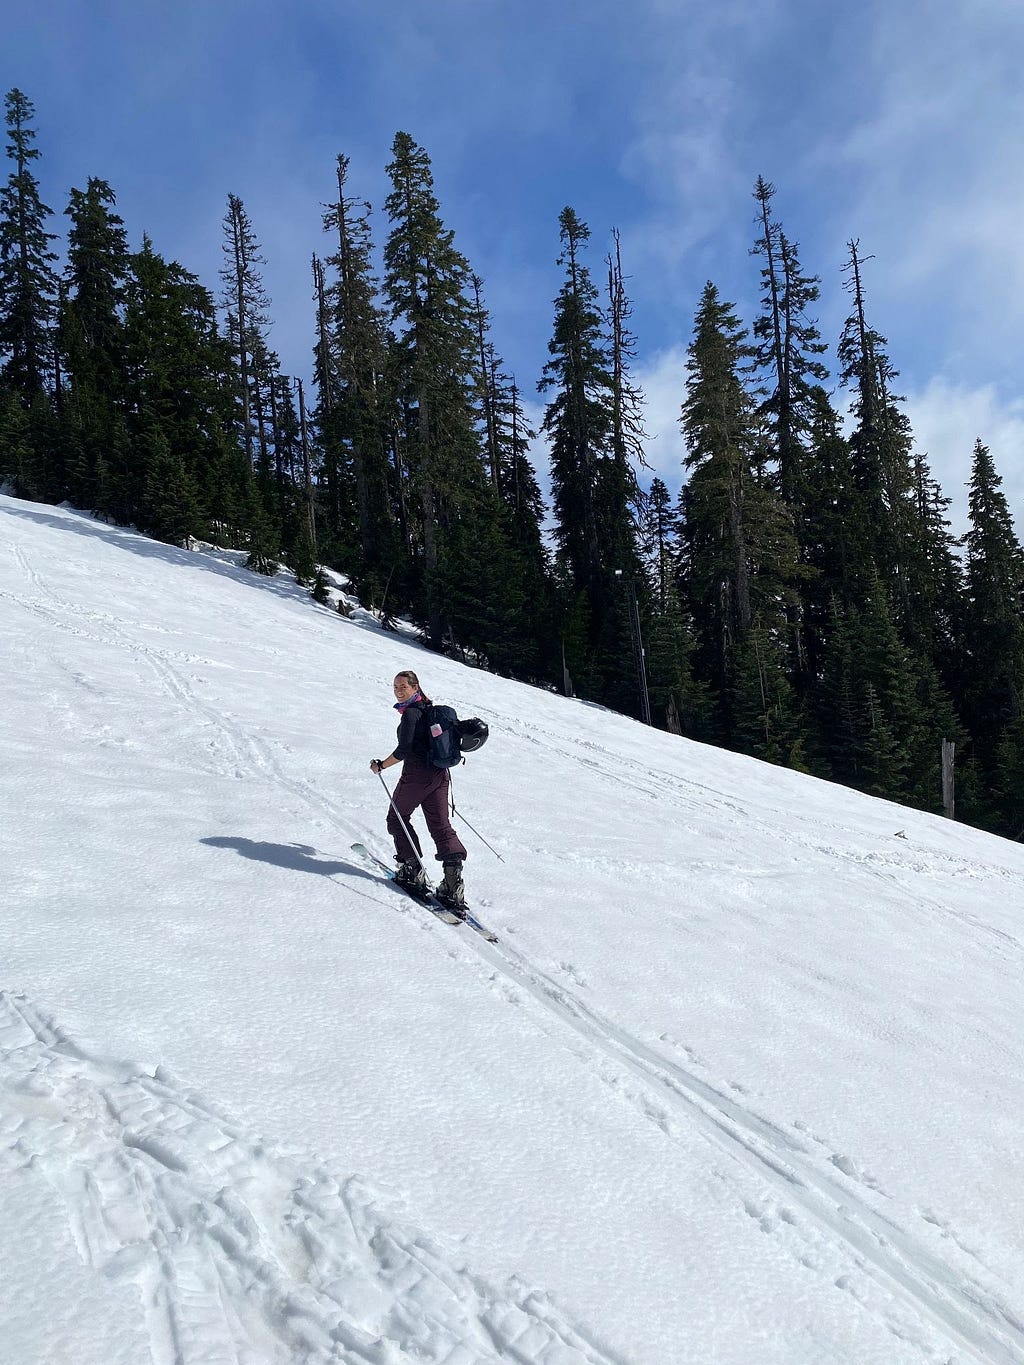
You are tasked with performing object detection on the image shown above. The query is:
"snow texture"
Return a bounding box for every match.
[2,493,1024,1364]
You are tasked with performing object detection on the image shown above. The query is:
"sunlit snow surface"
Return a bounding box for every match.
[2,493,1023,1365]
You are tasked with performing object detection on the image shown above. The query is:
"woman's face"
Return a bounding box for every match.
[393,675,416,702]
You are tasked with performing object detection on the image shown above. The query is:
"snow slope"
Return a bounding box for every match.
[2,492,1024,1365]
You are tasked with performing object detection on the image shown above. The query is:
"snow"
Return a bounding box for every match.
[2,491,1024,1365]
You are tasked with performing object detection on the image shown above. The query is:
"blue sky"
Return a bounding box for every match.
[7,0,1024,528]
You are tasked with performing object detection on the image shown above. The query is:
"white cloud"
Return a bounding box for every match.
[831,1,1024,387]
[613,0,785,305]
[904,379,1024,538]
[635,345,688,490]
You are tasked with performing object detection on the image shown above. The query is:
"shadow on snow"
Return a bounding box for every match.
[201,836,373,882]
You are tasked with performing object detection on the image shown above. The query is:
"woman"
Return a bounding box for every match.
[369,670,468,911]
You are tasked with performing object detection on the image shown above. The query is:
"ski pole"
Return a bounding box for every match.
[448,773,505,862]
[452,807,505,862]
[376,770,427,874]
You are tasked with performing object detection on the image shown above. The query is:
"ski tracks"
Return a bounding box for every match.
[3,542,326,796]
[9,537,1023,1360]
[0,991,621,1365]
[467,938,1024,1365]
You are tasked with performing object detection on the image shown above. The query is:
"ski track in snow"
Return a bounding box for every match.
[140,659,1024,1364]
[498,714,1024,964]
[6,531,1024,1363]
[0,991,623,1365]
[466,938,1024,1365]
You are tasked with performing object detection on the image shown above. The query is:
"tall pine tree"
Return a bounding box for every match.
[960,438,1024,819]
[318,156,395,597]
[59,177,129,509]
[383,132,496,651]
[750,177,829,682]
[678,282,799,747]
[0,89,57,402]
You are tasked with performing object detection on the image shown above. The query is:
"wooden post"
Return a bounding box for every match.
[666,694,682,736]
[941,739,956,820]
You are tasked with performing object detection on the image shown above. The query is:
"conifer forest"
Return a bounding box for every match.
[2,88,1023,841]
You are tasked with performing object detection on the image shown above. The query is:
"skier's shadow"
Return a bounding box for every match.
[201,837,373,882]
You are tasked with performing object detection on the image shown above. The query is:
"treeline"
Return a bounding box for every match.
[2,88,1023,839]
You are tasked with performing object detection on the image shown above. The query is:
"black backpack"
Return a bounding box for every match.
[426,704,489,769]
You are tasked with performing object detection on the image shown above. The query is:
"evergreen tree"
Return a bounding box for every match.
[539,207,612,616]
[140,424,200,545]
[750,177,829,680]
[818,572,937,803]
[641,477,673,613]
[852,571,924,800]
[993,716,1024,839]
[320,157,397,597]
[473,275,501,494]
[679,283,753,712]
[798,386,860,678]
[751,181,829,500]
[909,450,964,678]
[60,177,129,509]
[730,614,801,765]
[837,241,920,618]
[859,681,906,799]
[290,518,318,585]
[438,272,549,673]
[644,575,712,738]
[605,228,649,525]
[123,236,241,541]
[539,209,648,708]
[220,194,270,470]
[439,495,531,674]
[678,282,799,741]
[0,387,33,494]
[243,481,279,574]
[382,131,492,649]
[637,476,709,735]
[0,89,58,401]
[491,366,542,531]
[960,439,1024,784]
[310,565,331,605]
[486,359,558,681]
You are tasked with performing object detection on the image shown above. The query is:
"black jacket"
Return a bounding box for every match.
[392,701,431,764]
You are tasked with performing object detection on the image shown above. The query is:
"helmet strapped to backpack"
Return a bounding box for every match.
[457,717,489,753]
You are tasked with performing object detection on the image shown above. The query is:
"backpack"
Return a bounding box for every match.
[426,704,489,769]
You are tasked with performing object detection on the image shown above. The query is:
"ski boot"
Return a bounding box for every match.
[434,857,467,920]
[394,860,430,896]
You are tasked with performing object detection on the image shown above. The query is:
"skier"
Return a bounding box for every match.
[369,670,468,912]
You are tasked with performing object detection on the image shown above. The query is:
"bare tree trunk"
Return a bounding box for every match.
[296,377,315,550]
[252,358,271,475]
[268,375,283,492]
[227,199,254,468]
[942,739,956,820]
[666,694,682,736]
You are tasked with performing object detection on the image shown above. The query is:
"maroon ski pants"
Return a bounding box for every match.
[386,762,467,866]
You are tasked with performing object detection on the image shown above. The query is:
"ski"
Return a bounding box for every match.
[450,907,499,944]
[350,842,461,922]
[350,843,499,942]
